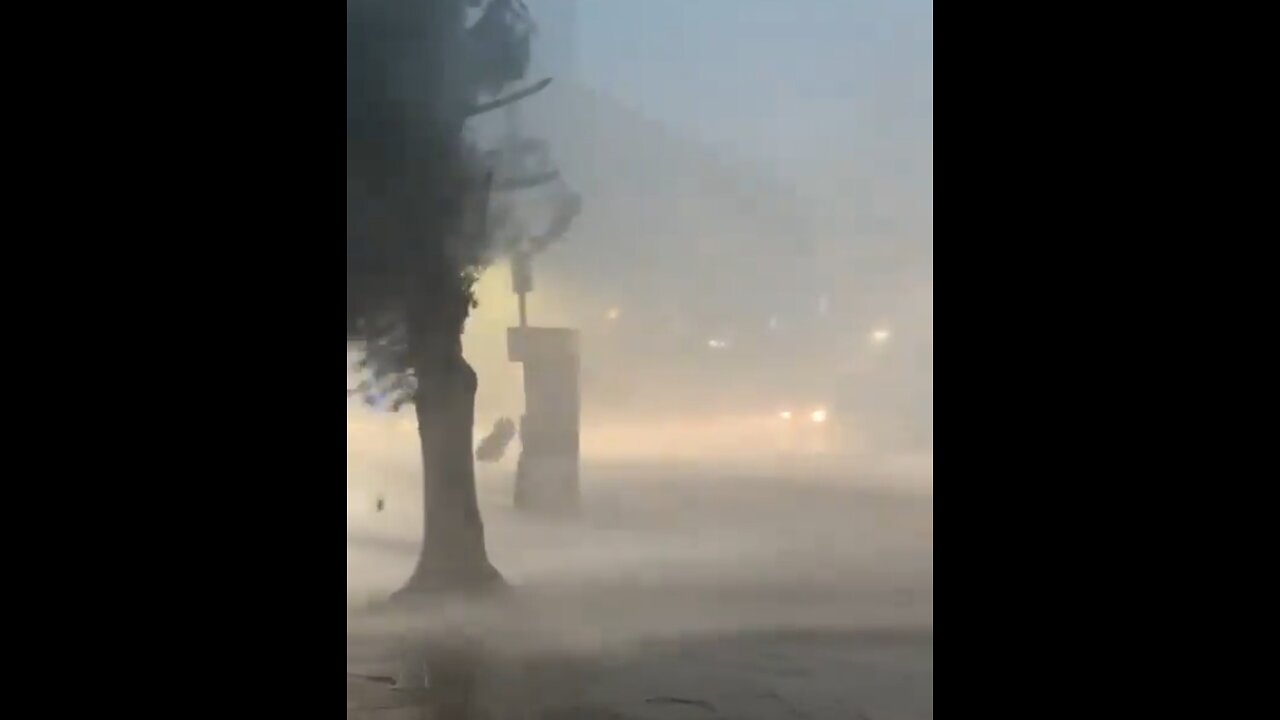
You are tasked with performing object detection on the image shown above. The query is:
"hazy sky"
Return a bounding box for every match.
[573,0,933,190]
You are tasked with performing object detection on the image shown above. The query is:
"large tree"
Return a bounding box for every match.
[347,0,539,595]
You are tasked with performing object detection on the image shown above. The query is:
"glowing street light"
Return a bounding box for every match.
[870,328,891,345]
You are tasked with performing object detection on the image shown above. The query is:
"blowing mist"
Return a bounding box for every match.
[348,1,931,718]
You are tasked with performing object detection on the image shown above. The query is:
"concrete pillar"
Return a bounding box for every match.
[508,326,580,514]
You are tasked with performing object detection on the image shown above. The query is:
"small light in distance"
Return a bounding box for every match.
[779,410,793,420]
[810,408,828,424]
[707,338,729,350]
[606,307,621,321]
[870,328,891,345]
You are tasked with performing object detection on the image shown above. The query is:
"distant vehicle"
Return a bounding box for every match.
[580,284,931,462]
[768,322,932,459]
[773,401,838,455]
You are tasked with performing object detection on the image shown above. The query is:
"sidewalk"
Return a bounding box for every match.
[346,628,932,720]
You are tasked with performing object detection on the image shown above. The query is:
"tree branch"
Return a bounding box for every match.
[493,170,559,191]
[465,77,551,118]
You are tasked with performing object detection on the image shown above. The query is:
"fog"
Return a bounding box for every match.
[347,425,932,716]
[348,453,932,632]
[348,0,930,716]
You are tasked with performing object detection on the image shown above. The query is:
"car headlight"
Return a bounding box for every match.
[810,408,828,424]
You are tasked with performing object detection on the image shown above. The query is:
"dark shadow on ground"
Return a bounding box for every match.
[347,625,932,720]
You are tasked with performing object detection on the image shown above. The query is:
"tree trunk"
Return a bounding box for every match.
[395,344,503,597]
